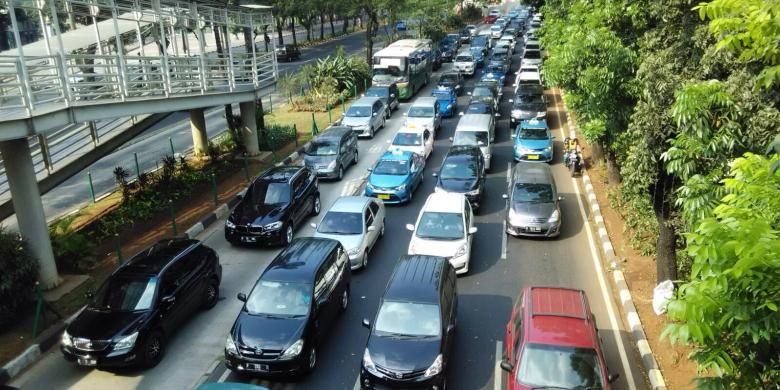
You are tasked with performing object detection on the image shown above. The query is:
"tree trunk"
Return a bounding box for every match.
[291,18,298,46]
[652,168,679,284]
[365,12,375,67]
[243,27,253,53]
[606,152,622,184]
[329,14,336,36]
[319,13,325,40]
[256,98,265,131]
[304,21,311,42]
[591,142,605,164]
[342,16,349,34]
[276,18,284,46]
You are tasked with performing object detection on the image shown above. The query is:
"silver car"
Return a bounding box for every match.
[503,162,562,238]
[341,97,387,138]
[403,97,442,137]
[312,196,386,270]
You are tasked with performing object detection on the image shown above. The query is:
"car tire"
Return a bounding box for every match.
[311,195,321,216]
[305,346,317,373]
[337,165,344,181]
[380,221,385,237]
[283,224,294,245]
[340,287,349,312]
[353,150,359,165]
[201,279,219,310]
[369,126,375,138]
[141,331,164,368]
[361,251,368,269]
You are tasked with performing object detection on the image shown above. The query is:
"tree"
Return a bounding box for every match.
[663,152,780,388]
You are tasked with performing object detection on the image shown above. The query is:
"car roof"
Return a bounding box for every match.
[379,148,415,161]
[383,255,447,303]
[317,126,352,140]
[262,237,340,283]
[411,96,438,106]
[525,286,596,348]
[457,114,492,128]
[445,145,482,161]
[513,162,554,184]
[520,118,548,129]
[122,238,200,276]
[353,96,381,106]
[329,196,372,212]
[433,86,455,94]
[259,165,302,182]
[422,192,467,213]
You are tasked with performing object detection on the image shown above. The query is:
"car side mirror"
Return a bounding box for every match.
[608,373,620,383]
[390,93,396,98]
[235,194,243,201]
[310,222,317,229]
[402,112,408,116]
[511,133,516,139]
[449,136,454,142]
[373,112,377,117]
[478,141,485,146]
[500,359,513,372]
[367,167,373,172]
[551,135,556,139]
[447,323,456,332]
[84,291,94,300]
[467,92,472,96]
[502,194,508,199]
[558,196,565,201]
[367,225,376,232]
[458,112,464,116]
[405,223,415,232]
[162,295,176,305]
[469,226,478,234]
[432,171,439,177]
[237,292,247,302]
[508,99,514,103]
[362,318,371,328]
[494,113,501,117]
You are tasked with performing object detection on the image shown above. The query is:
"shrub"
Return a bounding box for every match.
[259,124,297,151]
[49,214,97,273]
[461,4,482,22]
[0,228,38,331]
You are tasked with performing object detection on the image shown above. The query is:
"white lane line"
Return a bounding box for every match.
[501,220,508,260]
[494,340,503,390]
[553,89,637,389]
[353,374,361,390]
[217,367,231,382]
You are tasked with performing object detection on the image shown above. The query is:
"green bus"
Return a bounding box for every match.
[371,39,433,100]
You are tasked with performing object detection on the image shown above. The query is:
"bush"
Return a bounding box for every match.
[49,214,97,273]
[0,228,38,331]
[259,124,297,151]
[461,4,482,22]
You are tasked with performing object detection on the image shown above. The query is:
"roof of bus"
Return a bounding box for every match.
[374,39,431,57]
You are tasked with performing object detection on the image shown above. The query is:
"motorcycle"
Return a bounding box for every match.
[564,150,583,177]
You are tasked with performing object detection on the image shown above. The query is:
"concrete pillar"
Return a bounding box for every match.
[0,139,59,289]
[190,108,208,157]
[239,101,260,156]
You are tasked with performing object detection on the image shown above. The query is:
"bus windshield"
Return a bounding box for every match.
[373,66,404,83]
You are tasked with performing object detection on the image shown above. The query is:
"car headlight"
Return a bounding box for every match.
[544,146,552,153]
[537,111,547,118]
[511,109,521,118]
[113,332,138,351]
[548,209,560,223]
[225,336,238,355]
[61,330,73,347]
[366,182,377,191]
[424,354,443,377]
[348,247,361,256]
[394,184,407,192]
[280,339,304,359]
[363,348,378,373]
[225,219,236,229]
[454,244,467,258]
[515,145,533,154]
[265,221,283,230]
[327,160,337,169]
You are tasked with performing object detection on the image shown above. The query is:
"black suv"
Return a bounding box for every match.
[364,83,400,113]
[361,255,458,389]
[61,239,222,368]
[437,71,465,96]
[275,44,301,62]
[225,237,351,377]
[433,145,486,213]
[225,166,321,246]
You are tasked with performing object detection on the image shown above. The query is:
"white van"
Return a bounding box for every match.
[452,114,494,170]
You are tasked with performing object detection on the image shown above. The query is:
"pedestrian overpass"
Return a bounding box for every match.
[0,0,277,289]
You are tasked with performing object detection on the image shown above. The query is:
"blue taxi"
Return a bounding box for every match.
[511,118,554,162]
[480,63,508,86]
[365,150,426,204]
[432,86,458,117]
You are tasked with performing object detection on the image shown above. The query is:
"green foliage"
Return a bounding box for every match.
[663,153,780,387]
[259,124,297,151]
[0,228,38,331]
[288,46,370,111]
[460,4,482,22]
[49,214,97,273]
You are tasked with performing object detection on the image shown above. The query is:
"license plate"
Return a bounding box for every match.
[526,226,542,232]
[246,363,269,372]
[77,357,97,366]
[240,236,257,243]
[377,194,390,200]
[527,155,540,160]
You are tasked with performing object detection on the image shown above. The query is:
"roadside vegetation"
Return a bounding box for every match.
[539,0,779,386]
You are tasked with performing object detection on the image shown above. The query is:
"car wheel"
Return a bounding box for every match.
[306,346,317,373]
[380,221,385,237]
[340,287,350,311]
[311,195,321,216]
[361,251,368,269]
[337,165,344,181]
[353,150,359,165]
[386,109,391,120]
[141,331,164,368]
[201,279,219,310]
[369,126,375,138]
[284,224,294,245]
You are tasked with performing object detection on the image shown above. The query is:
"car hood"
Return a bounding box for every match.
[304,155,336,167]
[369,173,409,188]
[68,308,149,340]
[521,58,543,67]
[516,138,552,150]
[231,201,286,226]
[511,201,555,219]
[392,144,425,156]
[437,81,457,89]
[341,116,371,127]
[312,232,363,253]
[435,97,456,107]
[232,311,307,351]
[404,117,435,129]
[437,178,478,193]
[366,335,441,372]
[409,236,464,257]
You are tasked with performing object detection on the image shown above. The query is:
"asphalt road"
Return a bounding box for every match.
[0,26,373,229]
[11,22,651,390]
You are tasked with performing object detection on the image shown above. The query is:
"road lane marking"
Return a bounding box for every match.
[217,366,231,382]
[552,88,637,389]
[494,340,503,390]
[501,220,508,260]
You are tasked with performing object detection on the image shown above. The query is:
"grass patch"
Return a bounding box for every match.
[265,102,354,136]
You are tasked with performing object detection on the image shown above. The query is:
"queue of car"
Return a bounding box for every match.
[57,6,621,390]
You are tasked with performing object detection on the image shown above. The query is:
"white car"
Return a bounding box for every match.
[387,125,434,160]
[499,34,516,51]
[406,193,477,274]
[466,24,478,37]
[453,52,477,76]
[312,196,385,270]
[490,25,503,39]
[514,65,543,90]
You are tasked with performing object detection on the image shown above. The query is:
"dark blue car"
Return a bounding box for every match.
[432,86,458,117]
[480,63,509,86]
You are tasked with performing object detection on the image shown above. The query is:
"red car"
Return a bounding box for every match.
[483,15,498,24]
[500,286,620,389]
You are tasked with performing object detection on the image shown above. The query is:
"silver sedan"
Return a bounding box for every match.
[311,196,386,270]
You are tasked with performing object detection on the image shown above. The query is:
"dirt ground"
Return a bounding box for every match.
[579,149,698,389]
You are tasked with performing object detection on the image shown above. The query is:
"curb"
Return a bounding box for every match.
[561,94,667,390]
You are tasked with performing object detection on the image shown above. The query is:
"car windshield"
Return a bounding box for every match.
[440,158,478,180]
[487,65,504,73]
[440,74,459,83]
[365,88,389,98]
[470,47,482,55]
[526,44,540,51]
[245,280,311,317]
[393,132,423,146]
[375,301,441,337]
[408,106,434,117]
[455,55,473,62]
[516,344,604,388]
[492,53,508,61]
[307,141,338,156]
[415,211,465,240]
[517,101,545,111]
[373,159,410,175]
[91,275,157,312]
[491,26,502,31]
[346,106,371,117]
[453,131,489,146]
[513,183,553,203]
[520,127,548,139]
[473,87,494,98]
[467,104,491,114]
[317,211,363,235]
[524,50,541,59]
[433,90,453,99]
[373,67,402,77]
[249,181,291,205]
